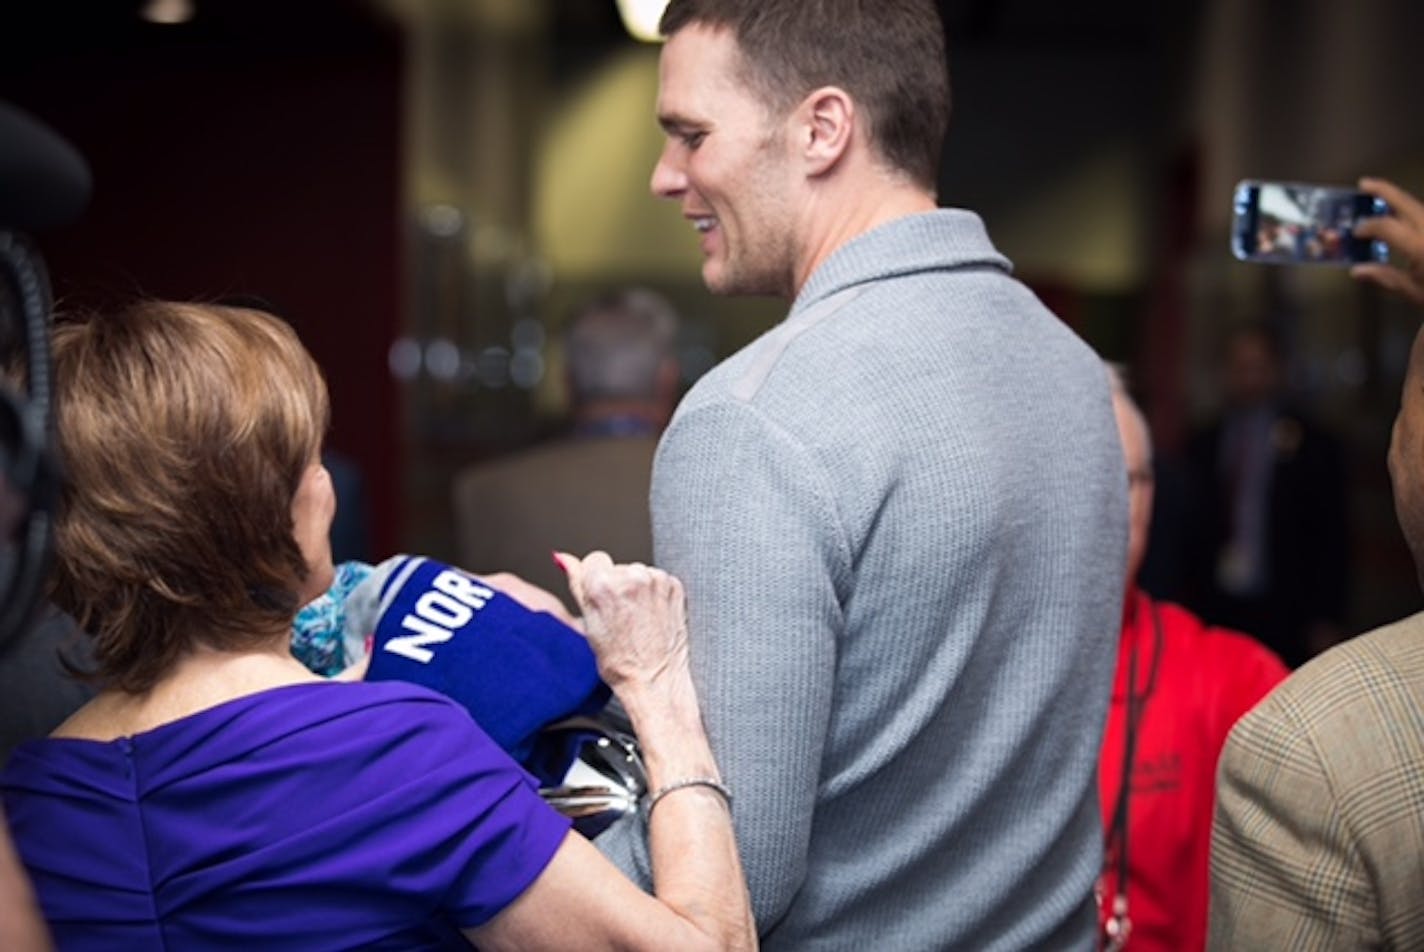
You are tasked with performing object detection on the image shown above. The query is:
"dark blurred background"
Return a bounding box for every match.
[4,0,1424,638]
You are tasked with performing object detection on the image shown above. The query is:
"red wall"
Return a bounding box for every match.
[3,5,404,555]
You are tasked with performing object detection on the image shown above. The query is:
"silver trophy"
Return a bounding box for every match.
[538,714,645,838]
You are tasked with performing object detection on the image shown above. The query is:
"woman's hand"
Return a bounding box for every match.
[553,551,688,693]
[466,553,755,952]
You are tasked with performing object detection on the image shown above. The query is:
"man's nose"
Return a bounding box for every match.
[650,146,686,200]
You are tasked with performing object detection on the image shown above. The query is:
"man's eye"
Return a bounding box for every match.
[682,131,706,149]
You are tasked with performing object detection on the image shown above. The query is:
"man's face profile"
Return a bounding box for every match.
[650,23,799,299]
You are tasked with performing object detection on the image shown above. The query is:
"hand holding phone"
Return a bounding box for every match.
[1231,180,1388,267]
[1351,177,1424,307]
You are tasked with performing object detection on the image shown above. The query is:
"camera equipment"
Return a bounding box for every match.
[0,100,91,651]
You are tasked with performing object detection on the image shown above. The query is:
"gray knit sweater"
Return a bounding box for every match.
[596,210,1127,950]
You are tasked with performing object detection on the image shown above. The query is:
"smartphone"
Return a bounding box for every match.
[1231,180,1389,266]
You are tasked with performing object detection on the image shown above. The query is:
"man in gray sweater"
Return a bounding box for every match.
[593,1,1128,947]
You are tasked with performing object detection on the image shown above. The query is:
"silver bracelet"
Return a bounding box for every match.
[645,777,733,818]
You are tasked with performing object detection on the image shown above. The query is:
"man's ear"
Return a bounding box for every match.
[795,86,855,176]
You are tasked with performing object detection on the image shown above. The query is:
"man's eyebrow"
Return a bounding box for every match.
[658,114,697,134]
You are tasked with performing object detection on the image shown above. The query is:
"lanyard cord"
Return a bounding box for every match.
[1103,602,1164,948]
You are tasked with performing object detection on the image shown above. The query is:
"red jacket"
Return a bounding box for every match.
[1098,588,1288,951]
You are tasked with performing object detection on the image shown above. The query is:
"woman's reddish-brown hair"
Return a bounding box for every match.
[48,301,329,692]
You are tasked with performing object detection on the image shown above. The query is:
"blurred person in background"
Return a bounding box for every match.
[1209,176,1424,950]
[1098,365,1286,952]
[0,608,92,767]
[454,287,680,599]
[1183,322,1349,667]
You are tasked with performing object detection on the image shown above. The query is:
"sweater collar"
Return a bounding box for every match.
[790,209,1013,318]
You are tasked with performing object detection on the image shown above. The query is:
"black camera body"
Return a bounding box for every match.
[0,100,90,650]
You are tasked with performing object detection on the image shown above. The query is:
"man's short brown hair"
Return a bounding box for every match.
[49,301,329,692]
[660,0,950,190]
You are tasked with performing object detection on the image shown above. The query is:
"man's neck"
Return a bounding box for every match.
[790,172,938,298]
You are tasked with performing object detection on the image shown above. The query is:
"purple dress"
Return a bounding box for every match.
[1,680,571,950]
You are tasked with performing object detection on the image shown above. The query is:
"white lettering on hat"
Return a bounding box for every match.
[380,569,496,664]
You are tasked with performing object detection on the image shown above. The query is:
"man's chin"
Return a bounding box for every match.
[701,261,735,296]
[702,262,781,298]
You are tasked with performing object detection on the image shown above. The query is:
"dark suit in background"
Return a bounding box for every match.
[1184,405,1348,668]
[455,431,659,597]
[453,288,681,599]
[0,607,93,766]
[1181,326,1349,668]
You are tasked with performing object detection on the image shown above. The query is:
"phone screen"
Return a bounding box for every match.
[1231,180,1388,266]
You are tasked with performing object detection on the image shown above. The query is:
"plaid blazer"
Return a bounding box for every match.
[1208,611,1424,949]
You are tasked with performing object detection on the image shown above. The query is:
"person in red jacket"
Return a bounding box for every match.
[1098,366,1289,951]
